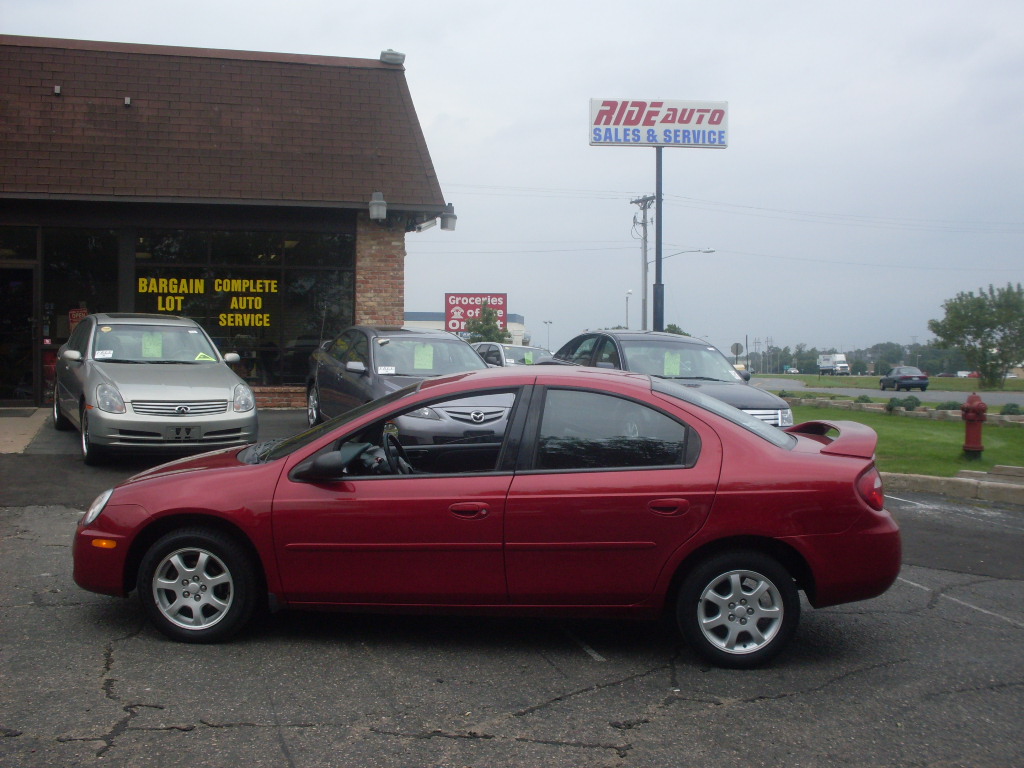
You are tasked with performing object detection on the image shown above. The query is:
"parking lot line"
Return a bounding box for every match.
[899,576,1024,628]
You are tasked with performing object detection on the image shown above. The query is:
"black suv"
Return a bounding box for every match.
[553,330,794,427]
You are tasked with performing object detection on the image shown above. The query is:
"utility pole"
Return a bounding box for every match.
[631,194,655,330]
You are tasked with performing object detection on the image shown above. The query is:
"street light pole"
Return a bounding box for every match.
[631,195,655,330]
[625,290,632,328]
[543,320,552,350]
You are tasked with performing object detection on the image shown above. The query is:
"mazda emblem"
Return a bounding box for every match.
[470,411,485,423]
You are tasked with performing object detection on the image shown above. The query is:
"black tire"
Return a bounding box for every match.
[80,409,106,466]
[138,528,258,643]
[879,381,886,391]
[52,388,71,431]
[677,551,800,669]
[306,384,322,427]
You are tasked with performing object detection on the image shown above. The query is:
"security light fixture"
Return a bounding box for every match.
[414,218,437,233]
[439,203,457,231]
[368,192,387,221]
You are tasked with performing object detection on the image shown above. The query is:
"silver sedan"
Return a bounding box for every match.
[53,313,258,464]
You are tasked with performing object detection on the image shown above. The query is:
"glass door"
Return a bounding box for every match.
[0,267,35,405]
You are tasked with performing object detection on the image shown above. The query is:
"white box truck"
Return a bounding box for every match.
[817,353,850,375]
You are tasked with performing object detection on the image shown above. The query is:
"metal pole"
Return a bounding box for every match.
[631,195,654,330]
[653,146,664,331]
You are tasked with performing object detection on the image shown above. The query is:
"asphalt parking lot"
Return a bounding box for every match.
[1,408,1022,767]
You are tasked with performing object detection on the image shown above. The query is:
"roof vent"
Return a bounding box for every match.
[379,49,406,65]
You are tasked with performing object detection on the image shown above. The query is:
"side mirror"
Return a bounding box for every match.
[292,441,375,481]
[223,352,241,363]
[61,350,83,362]
[345,361,367,374]
[739,370,751,382]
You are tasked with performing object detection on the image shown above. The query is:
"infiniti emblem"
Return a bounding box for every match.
[470,411,485,423]
[175,405,191,415]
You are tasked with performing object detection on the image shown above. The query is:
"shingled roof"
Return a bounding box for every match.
[0,35,447,213]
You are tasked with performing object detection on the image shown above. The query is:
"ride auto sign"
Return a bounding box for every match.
[589,99,729,148]
[445,293,507,333]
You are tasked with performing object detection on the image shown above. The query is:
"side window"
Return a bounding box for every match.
[327,334,350,362]
[535,389,694,471]
[347,331,368,366]
[341,389,519,476]
[594,337,621,369]
[569,336,598,365]
[68,319,92,355]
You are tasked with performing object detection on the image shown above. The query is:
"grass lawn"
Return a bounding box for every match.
[767,374,1024,395]
[791,405,1024,477]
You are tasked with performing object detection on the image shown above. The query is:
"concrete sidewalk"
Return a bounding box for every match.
[0,408,51,453]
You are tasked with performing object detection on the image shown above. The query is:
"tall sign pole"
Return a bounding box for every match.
[653,146,664,331]
[589,99,728,333]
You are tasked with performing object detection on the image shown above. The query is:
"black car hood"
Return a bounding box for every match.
[659,378,789,410]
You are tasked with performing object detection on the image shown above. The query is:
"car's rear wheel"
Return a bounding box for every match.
[307,384,322,427]
[138,528,258,643]
[879,381,886,391]
[80,408,106,465]
[52,387,71,430]
[677,551,799,669]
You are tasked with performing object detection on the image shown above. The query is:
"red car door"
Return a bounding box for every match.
[272,472,512,606]
[504,388,721,605]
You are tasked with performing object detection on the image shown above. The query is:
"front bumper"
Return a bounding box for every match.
[86,406,258,451]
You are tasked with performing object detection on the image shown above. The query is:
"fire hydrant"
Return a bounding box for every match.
[961,392,987,459]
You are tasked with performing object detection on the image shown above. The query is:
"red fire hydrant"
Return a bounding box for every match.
[961,392,987,459]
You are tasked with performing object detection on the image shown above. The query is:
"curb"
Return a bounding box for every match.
[881,472,1023,506]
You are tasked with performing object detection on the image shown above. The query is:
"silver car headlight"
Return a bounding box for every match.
[405,406,442,420]
[233,383,255,413]
[82,488,114,526]
[780,408,794,427]
[95,383,126,414]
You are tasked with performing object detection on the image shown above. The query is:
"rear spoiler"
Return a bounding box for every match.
[786,420,878,459]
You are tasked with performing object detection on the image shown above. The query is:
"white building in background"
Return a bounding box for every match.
[404,312,528,345]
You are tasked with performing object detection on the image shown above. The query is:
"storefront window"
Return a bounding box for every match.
[43,228,118,343]
[136,229,355,384]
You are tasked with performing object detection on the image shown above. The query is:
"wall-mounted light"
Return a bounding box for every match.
[124,96,132,107]
[368,192,387,221]
[53,85,61,96]
[440,203,457,231]
[414,218,437,233]
[380,49,406,65]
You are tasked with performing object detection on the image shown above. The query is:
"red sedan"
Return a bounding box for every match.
[73,366,900,668]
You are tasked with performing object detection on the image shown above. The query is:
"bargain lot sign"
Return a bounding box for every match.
[445,293,507,333]
[590,99,728,148]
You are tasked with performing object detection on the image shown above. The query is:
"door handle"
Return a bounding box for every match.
[648,498,690,516]
[449,502,489,519]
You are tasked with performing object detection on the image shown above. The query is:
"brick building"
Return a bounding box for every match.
[0,35,453,406]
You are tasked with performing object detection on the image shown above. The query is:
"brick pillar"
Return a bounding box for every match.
[355,213,406,325]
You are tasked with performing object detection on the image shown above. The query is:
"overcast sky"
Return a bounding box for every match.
[5,1,1022,354]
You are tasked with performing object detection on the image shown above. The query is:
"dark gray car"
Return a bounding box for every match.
[306,327,507,443]
[553,330,794,427]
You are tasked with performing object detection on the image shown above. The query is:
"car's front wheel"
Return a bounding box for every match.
[52,388,71,431]
[307,384,322,427]
[80,408,106,465]
[138,528,259,643]
[677,551,800,669]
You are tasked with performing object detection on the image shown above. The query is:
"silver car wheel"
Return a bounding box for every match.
[695,569,785,654]
[151,546,234,631]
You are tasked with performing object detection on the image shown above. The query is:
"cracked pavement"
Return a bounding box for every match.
[2,449,1023,765]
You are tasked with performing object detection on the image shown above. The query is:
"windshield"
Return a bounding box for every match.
[620,340,744,382]
[374,337,487,377]
[504,346,552,365]
[92,324,221,364]
[651,378,796,448]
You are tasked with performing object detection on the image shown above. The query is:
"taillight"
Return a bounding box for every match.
[856,467,885,511]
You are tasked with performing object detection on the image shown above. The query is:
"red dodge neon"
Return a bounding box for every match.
[74,366,900,668]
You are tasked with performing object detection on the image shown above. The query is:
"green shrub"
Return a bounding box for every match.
[902,395,921,411]
[855,395,872,403]
[1001,402,1021,416]
[936,401,962,411]
[885,397,903,414]
[885,395,921,413]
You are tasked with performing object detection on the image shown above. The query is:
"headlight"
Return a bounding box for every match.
[233,383,255,412]
[95,383,126,414]
[82,488,114,526]
[405,406,441,420]
[780,408,794,427]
